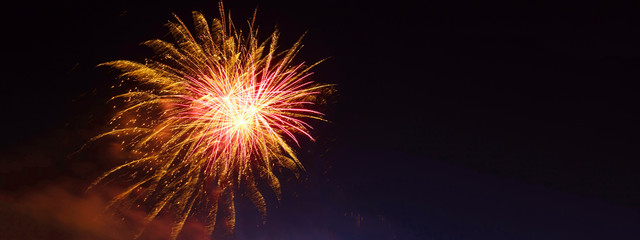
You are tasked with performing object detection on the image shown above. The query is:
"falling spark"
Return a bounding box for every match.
[90,3,331,239]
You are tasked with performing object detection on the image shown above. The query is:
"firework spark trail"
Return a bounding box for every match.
[90,3,331,239]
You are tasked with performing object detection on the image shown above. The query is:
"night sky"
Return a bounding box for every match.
[2,0,639,239]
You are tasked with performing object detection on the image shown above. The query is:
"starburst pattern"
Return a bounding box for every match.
[90,4,330,239]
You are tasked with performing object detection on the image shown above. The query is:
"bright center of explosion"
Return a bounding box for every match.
[232,103,257,129]
[200,93,261,135]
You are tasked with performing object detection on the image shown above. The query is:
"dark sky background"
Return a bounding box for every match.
[1,0,639,239]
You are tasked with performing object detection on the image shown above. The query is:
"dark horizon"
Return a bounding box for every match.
[1,0,639,239]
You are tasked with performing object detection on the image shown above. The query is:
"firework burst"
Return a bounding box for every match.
[90,4,330,239]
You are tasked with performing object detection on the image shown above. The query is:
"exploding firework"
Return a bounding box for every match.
[90,4,331,239]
